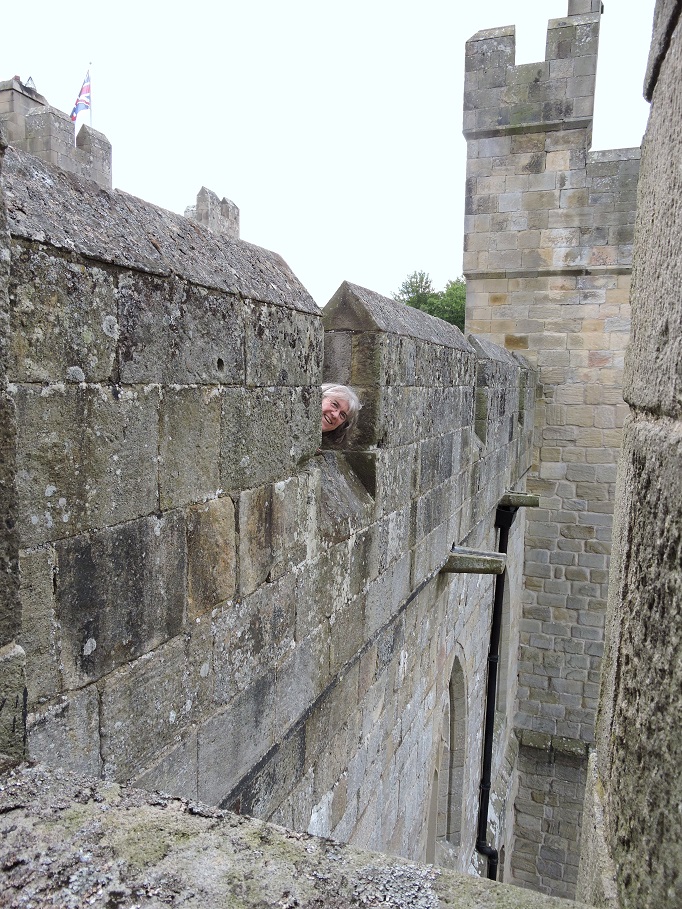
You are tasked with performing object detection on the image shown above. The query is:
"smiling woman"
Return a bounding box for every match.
[320,383,361,444]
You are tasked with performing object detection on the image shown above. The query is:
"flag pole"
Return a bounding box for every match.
[89,62,93,128]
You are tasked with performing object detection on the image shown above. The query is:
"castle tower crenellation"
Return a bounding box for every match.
[0,77,112,189]
[464,6,601,141]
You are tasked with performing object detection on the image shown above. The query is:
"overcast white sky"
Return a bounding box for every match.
[4,0,655,307]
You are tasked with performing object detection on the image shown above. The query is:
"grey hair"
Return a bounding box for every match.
[321,383,361,444]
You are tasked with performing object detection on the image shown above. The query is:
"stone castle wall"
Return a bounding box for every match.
[578,2,682,907]
[0,133,536,871]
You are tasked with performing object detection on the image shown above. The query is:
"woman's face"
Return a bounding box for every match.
[321,394,349,432]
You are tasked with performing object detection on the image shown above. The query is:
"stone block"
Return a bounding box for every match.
[159,386,222,509]
[27,685,100,776]
[214,571,296,705]
[197,672,276,805]
[118,276,245,385]
[275,629,330,733]
[15,383,160,546]
[54,512,186,685]
[238,470,316,597]
[187,496,236,618]
[133,725,198,801]
[323,330,352,385]
[9,251,117,383]
[100,636,192,781]
[17,546,60,705]
[221,386,318,491]
[0,643,26,763]
[245,302,322,387]
[237,725,307,818]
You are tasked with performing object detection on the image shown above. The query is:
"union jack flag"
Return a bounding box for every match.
[70,71,91,122]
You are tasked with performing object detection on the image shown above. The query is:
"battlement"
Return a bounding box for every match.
[0,76,112,189]
[464,1,602,139]
[185,186,240,239]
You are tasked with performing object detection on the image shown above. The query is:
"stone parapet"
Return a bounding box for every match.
[0,762,593,909]
[2,140,536,879]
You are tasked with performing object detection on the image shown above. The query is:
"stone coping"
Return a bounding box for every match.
[0,763,592,909]
[1,146,318,315]
[324,280,472,350]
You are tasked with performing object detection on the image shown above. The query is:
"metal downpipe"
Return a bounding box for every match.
[475,504,518,881]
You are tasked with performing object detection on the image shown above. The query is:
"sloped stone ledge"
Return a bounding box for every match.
[0,762,590,909]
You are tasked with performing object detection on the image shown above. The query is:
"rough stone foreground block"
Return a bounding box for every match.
[197,673,276,805]
[17,546,60,705]
[118,276,245,385]
[14,383,159,547]
[244,301,322,387]
[0,643,26,764]
[597,416,682,909]
[187,497,236,619]
[159,386,221,510]
[220,385,319,491]
[26,685,100,777]
[54,512,186,686]
[9,249,118,383]
[0,763,592,909]
[100,636,191,781]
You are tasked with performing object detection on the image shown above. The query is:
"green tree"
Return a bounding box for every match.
[392,270,435,310]
[393,272,466,332]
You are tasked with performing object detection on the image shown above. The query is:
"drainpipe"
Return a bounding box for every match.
[475,493,538,880]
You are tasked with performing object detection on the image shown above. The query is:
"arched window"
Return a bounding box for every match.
[432,656,467,867]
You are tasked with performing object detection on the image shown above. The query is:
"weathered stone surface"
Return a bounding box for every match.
[118,277,245,385]
[643,0,681,99]
[244,300,322,387]
[16,546,60,705]
[0,644,26,765]
[159,386,222,509]
[324,281,471,350]
[220,385,319,491]
[594,417,682,909]
[442,547,506,574]
[197,673,277,805]
[14,382,160,546]
[9,247,118,383]
[213,571,295,706]
[625,16,682,419]
[186,497,236,618]
[54,513,186,685]
[318,452,375,545]
[132,725,199,801]
[0,125,19,652]
[26,686,100,777]
[99,636,191,782]
[237,470,316,597]
[0,763,593,909]
[2,146,319,314]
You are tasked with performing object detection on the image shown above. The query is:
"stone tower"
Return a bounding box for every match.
[462,2,641,894]
[464,0,638,743]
